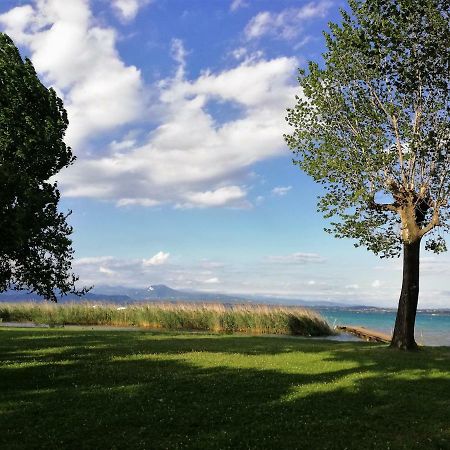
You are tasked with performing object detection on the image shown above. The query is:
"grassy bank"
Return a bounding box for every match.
[0,328,449,449]
[0,302,332,336]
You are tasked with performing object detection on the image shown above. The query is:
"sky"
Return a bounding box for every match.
[0,0,449,308]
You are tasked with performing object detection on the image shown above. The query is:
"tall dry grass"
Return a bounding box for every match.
[0,302,333,336]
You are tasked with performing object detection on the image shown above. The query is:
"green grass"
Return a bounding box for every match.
[0,329,449,449]
[0,302,332,336]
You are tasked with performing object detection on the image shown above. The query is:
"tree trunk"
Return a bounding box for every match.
[390,239,421,350]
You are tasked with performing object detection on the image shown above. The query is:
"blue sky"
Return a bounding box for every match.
[1,0,449,307]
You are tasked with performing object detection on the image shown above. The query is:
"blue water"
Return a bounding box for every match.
[318,308,450,346]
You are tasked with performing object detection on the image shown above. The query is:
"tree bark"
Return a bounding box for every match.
[390,239,421,350]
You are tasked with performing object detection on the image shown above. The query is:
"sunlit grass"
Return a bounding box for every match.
[0,302,332,336]
[0,328,448,449]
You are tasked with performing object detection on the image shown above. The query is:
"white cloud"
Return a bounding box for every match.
[177,186,248,209]
[117,198,161,207]
[231,47,247,60]
[245,1,332,40]
[204,277,220,284]
[142,251,170,266]
[74,256,115,266]
[230,0,248,12]
[73,255,227,291]
[245,11,272,40]
[99,266,115,275]
[170,38,187,79]
[374,256,450,275]
[271,185,292,196]
[266,252,326,264]
[57,53,299,208]
[109,138,137,152]
[229,47,264,64]
[112,0,150,21]
[294,35,314,50]
[0,5,34,42]
[71,254,449,308]
[421,256,450,274]
[199,261,226,269]
[0,3,300,210]
[74,255,164,287]
[0,0,144,148]
[372,279,381,288]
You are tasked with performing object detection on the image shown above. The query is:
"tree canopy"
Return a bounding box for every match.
[0,33,84,301]
[285,0,449,349]
[285,0,449,258]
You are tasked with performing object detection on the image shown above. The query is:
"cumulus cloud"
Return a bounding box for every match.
[0,0,144,148]
[112,0,150,21]
[271,186,292,196]
[0,2,300,209]
[266,252,326,264]
[57,51,299,208]
[142,251,170,266]
[0,5,34,42]
[245,1,332,40]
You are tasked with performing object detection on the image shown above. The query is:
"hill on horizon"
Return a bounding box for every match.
[0,283,347,307]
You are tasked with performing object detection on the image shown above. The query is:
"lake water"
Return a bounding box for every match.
[318,308,450,346]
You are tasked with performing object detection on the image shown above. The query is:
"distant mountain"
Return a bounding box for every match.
[1,285,447,312]
[90,284,245,303]
[0,284,244,304]
[0,283,353,308]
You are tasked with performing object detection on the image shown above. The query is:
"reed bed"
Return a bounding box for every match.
[0,302,333,336]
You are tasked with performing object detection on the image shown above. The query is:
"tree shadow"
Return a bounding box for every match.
[0,329,449,449]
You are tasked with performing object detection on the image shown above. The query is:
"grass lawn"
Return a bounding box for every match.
[1,328,449,449]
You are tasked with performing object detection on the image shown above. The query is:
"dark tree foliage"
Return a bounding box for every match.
[0,33,85,302]
[285,0,449,349]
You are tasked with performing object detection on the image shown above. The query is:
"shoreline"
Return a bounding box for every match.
[2,321,449,347]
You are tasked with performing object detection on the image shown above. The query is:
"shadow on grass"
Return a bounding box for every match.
[0,329,449,450]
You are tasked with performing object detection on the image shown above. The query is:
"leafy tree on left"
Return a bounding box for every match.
[0,33,86,302]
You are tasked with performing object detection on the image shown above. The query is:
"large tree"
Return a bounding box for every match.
[285,0,449,349]
[0,33,85,302]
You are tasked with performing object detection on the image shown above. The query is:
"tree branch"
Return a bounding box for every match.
[391,115,407,185]
[419,205,441,237]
